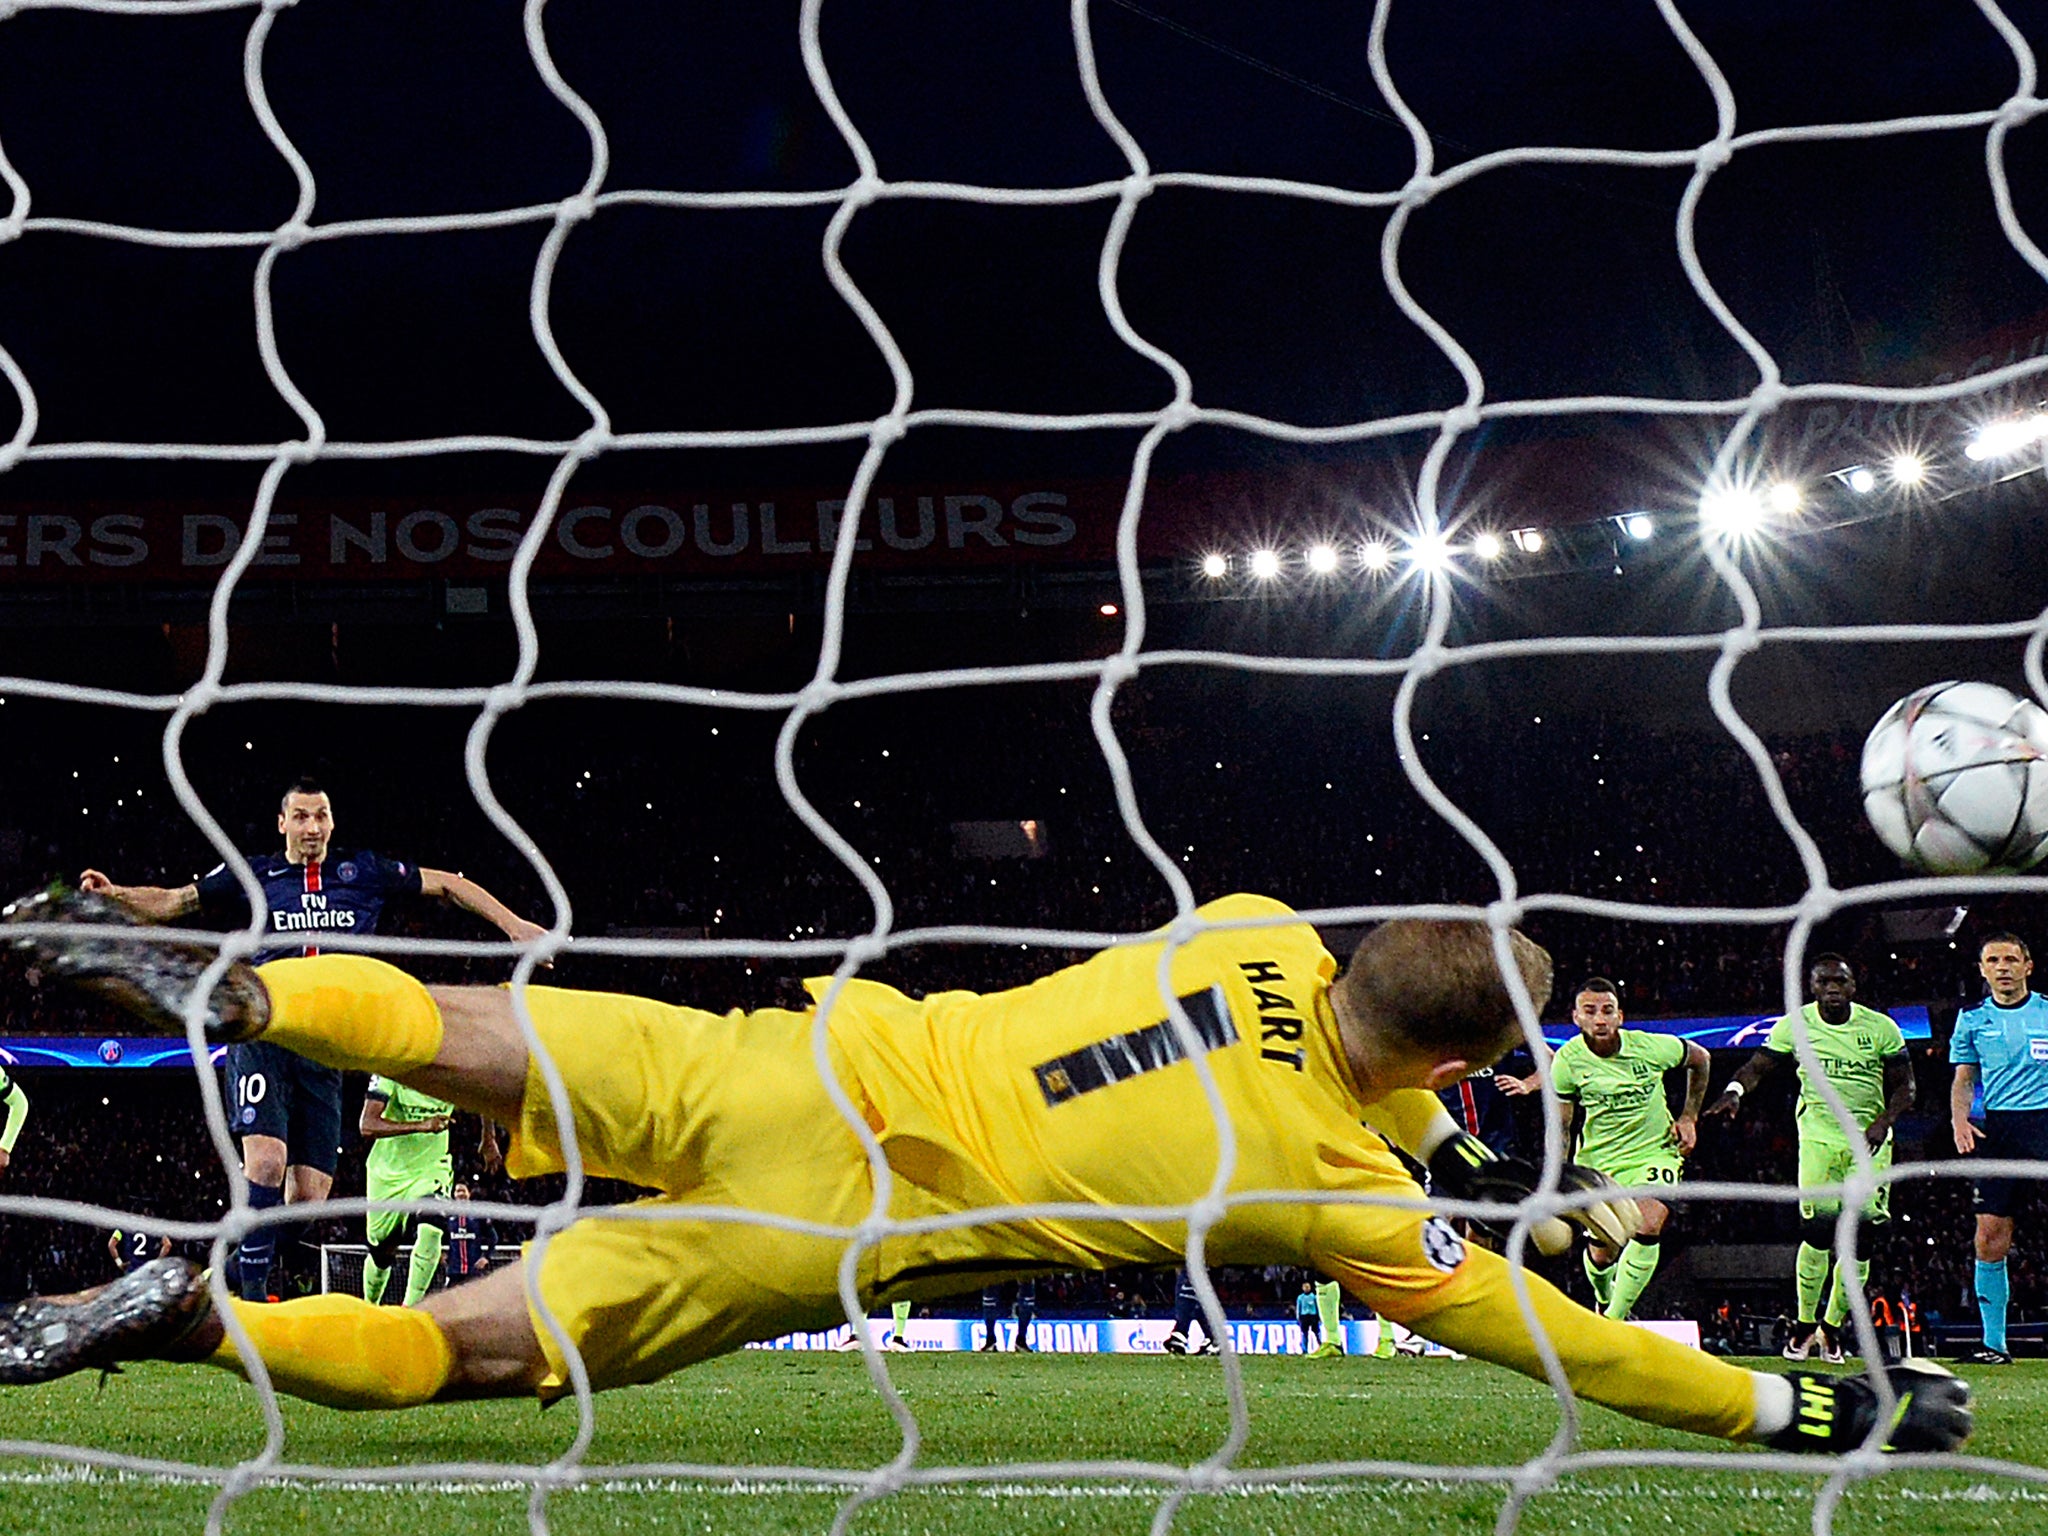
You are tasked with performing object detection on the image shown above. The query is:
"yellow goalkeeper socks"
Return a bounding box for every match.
[253,956,445,1077]
[209,1294,454,1410]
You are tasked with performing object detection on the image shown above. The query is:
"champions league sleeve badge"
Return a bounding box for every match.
[1421,1215,1467,1274]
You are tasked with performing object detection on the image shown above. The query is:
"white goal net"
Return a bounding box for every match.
[315,1243,519,1299]
[0,2,2044,1535]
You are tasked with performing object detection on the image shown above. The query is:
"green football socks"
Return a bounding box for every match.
[1583,1251,1617,1311]
[1794,1242,1831,1325]
[1822,1257,1871,1330]
[1605,1241,1661,1322]
[405,1222,444,1307]
[1314,1281,1342,1353]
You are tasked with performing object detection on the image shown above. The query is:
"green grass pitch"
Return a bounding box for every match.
[0,1353,2041,1536]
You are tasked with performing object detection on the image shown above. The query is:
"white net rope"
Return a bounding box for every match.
[0,1,2038,1534]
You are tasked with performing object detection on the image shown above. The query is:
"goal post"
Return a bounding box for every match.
[317,1243,522,1297]
[0,2,2041,1534]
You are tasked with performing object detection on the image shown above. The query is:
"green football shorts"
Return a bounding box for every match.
[366,1168,454,1247]
[1796,1134,1891,1223]
[1590,1152,1683,1196]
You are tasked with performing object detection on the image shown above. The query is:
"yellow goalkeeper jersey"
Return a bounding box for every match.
[489,892,1756,1434]
[815,893,1457,1308]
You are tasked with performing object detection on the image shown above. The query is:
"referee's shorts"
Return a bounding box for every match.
[1973,1107,2048,1217]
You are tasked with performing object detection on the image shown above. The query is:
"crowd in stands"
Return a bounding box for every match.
[0,682,2037,1342]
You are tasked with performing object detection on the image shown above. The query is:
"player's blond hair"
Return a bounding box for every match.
[1334,919,1552,1062]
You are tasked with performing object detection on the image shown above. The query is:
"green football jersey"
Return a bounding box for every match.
[364,1075,454,1190]
[1763,1002,1906,1146]
[1550,1030,1687,1176]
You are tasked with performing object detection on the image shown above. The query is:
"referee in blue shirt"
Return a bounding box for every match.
[1949,932,2048,1365]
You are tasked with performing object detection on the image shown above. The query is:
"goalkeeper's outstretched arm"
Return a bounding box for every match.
[1360,1087,1460,1161]
[1342,1242,1969,1454]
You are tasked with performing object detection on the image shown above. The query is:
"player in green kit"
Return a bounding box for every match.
[359,1077,487,1307]
[1541,979,1708,1322]
[1704,954,1912,1364]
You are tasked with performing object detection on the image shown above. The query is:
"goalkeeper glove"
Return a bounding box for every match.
[1424,1131,1641,1257]
[1766,1362,1972,1454]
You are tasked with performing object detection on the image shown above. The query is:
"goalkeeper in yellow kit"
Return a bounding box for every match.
[0,886,1968,1456]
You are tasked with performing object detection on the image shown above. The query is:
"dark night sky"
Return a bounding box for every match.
[0,1,2042,445]
[0,0,2038,703]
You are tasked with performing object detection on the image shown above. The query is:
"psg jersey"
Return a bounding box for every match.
[195,850,423,962]
[112,1227,159,1273]
[448,1213,493,1277]
[1437,1057,1528,1160]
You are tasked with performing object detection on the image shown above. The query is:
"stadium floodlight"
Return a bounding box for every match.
[1358,539,1393,572]
[1405,531,1454,572]
[1249,548,1282,579]
[1510,527,1544,553]
[1098,602,1118,616]
[1699,486,1765,533]
[1766,480,1803,515]
[1470,531,1505,560]
[1306,542,1339,574]
[1888,452,1928,486]
[1845,466,1877,494]
[1199,552,1228,578]
[1964,411,2048,461]
[1622,513,1655,541]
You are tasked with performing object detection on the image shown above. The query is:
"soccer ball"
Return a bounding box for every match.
[1860,681,2048,874]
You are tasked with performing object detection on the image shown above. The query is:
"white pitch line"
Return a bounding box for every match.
[1,1466,2045,1504]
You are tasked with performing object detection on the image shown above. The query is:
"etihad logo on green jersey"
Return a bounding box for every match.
[1586,1081,1659,1109]
[1805,1053,1883,1081]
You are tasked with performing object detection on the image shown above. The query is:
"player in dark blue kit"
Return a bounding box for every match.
[1443,1056,1534,1159]
[1160,1268,1221,1355]
[444,1183,496,1285]
[108,1227,170,1274]
[81,777,545,1302]
[978,1279,1037,1352]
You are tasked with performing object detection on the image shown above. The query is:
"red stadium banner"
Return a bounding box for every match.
[0,302,2033,589]
[0,472,1421,584]
[0,454,1714,585]
[0,485,1108,583]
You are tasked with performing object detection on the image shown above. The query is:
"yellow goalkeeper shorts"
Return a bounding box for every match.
[503,986,881,1396]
